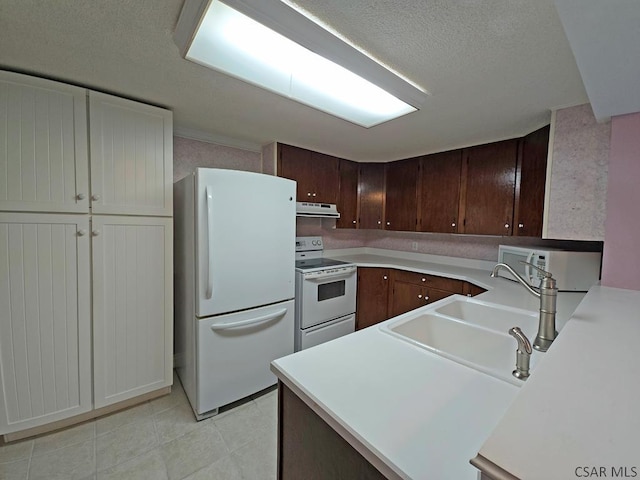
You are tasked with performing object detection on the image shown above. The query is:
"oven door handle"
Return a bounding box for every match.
[210,308,287,331]
[305,270,356,282]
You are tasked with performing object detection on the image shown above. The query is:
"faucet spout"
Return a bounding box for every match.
[491,262,558,352]
[490,263,540,298]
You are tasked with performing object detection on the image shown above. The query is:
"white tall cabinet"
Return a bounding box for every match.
[0,71,173,436]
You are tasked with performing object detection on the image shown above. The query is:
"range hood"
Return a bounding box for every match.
[296,202,341,218]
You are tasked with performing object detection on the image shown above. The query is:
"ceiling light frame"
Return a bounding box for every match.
[174,0,429,126]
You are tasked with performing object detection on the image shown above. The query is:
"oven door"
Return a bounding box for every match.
[299,266,357,329]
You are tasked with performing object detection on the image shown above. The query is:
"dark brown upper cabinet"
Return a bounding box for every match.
[459,139,518,236]
[277,144,339,204]
[514,125,550,237]
[384,158,420,231]
[418,150,463,233]
[358,163,386,229]
[336,159,359,229]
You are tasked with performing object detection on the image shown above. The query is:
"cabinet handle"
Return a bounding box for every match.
[504,223,510,229]
[312,192,316,197]
[92,194,101,201]
[418,294,422,298]
[421,278,426,282]
[451,222,456,227]
[77,193,85,200]
[386,221,391,226]
[425,296,429,301]
[518,223,524,228]
[307,192,312,197]
[377,220,382,225]
[352,220,356,224]
[92,230,100,236]
[383,275,388,280]
[77,229,87,237]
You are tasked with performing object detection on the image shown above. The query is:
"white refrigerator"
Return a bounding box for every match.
[174,168,296,419]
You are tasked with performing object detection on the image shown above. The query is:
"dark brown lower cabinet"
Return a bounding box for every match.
[356,268,389,330]
[278,382,387,480]
[356,267,485,329]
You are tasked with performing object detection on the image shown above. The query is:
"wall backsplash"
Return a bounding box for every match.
[173,136,262,182]
[297,218,602,261]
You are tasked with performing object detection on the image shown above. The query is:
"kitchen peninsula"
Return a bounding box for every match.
[271,248,638,479]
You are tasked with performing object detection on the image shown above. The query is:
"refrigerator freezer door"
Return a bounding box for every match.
[195,168,296,317]
[195,300,294,416]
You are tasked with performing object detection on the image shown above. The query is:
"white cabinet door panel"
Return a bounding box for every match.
[0,72,89,213]
[89,92,172,216]
[92,216,172,408]
[0,213,91,434]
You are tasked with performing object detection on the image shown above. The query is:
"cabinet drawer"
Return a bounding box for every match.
[391,269,464,293]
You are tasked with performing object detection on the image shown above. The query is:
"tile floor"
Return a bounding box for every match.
[0,372,278,480]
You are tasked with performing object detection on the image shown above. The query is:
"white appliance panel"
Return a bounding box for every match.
[297,314,355,351]
[195,169,296,317]
[196,300,294,416]
[297,267,357,329]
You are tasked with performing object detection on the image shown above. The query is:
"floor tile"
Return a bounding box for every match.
[96,417,158,471]
[96,448,168,480]
[230,428,277,480]
[160,422,228,480]
[183,455,242,480]
[254,390,278,428]
[0,440,33,464]
[149,377,188,415]
[32,422,95,457]
[214,402,272,453]
[96,402,153,436]
[28,438,95,480]
[153,403,200,445]
[0,458,29,480]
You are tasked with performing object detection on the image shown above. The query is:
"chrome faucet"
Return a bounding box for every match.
[508,327,532,379]
[491,262,558,352]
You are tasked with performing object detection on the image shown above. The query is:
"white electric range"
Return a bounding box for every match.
[294,237,357,351]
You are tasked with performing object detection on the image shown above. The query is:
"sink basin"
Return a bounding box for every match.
[381,296,541,386]
[435,297,538,340]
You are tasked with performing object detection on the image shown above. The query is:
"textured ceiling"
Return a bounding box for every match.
[0,0,588,161]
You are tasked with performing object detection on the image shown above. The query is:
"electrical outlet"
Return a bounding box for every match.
[412,242,418,251]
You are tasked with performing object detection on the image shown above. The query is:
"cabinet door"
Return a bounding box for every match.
[384,158,419,231]
[0,213,91,434]
[89,92,173,216]
[92,216,173,408]
[388,281,428,317]
[0,72,89,213]
[336,159,358,229]
[514,125,549,237]
[460,140,518,235]
[419,150,462,233]
[358,163,385,229]
[355,268,389,330]
[310,151,339,204]
[278,144,314,202]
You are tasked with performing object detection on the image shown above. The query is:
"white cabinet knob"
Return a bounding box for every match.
[383,275,388,280]
[307,192,311,197]
[377,220,381,225]
[92,230,100,236]
[386,221,391,226]
[421,278,426,282]
[518,223,524,228]
[77,193,85,200]
[352,220,356,224]
[418,294,422,299]
[504,223,510,228]
[425,296,429,301]
[451,222,456,227]
[312,193,316,197]
[92,194,101,201]
[77,229,87,237]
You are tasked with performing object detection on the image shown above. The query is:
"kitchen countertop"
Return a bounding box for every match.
[272,248,591,479]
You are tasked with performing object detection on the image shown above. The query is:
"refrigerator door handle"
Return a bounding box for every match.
[210,308,288,331]
[206,186,214,299]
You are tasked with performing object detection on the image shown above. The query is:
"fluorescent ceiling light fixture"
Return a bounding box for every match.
[175,0,427,127]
